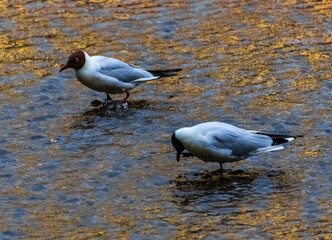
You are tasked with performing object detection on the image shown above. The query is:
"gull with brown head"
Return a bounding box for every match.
[60,50,181,103]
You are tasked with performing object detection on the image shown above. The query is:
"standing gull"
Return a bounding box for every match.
[171,122,301,177]
[59,50,181,102]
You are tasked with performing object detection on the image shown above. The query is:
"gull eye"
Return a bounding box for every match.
[73,57,79,63]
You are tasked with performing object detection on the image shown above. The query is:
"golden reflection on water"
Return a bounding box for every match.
[0,0,331,239]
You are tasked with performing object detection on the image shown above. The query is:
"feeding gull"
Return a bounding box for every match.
[172,121,301,177]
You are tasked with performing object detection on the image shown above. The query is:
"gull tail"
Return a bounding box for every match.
[249,132,303,155]
[255,132,303,145]
[147,68,182,78]
[131,76,160,83]
[250,145,286,155]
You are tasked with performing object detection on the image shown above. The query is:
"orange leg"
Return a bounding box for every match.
[123,91,130,103]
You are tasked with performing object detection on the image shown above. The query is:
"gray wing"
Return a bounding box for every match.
[94,56,155,83]
[210,128,273,157]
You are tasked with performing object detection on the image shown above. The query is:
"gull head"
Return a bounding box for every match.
[59,50,86,72]
[171,133,185,162]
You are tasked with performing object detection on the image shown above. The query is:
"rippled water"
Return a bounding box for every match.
[0,0,331,239]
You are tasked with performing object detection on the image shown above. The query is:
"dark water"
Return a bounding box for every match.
[0,0,331,239]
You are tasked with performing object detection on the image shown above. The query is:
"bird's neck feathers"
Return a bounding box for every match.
[80,51,90,70]
[175,127,194,142]
[77,52,92,74]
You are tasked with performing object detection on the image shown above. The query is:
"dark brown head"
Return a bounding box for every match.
[59,51,86,72]
[171,133,185,162]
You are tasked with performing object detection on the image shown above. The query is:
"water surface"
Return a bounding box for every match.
[0,0,331,239]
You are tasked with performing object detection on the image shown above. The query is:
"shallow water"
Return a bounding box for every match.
[0,0,331,239]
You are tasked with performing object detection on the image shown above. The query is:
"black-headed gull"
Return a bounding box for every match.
[171,122,301,177]
[59,51,181,102]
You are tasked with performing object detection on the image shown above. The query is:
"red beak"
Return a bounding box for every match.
[59,64,69,72]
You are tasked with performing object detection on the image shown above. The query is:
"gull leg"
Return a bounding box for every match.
[219,163,224,178]
[106,93,112,101]
[123,91,130,103]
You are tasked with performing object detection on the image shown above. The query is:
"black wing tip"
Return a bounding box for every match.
[256,132,303,138]
[256,132,303,145]
[168,68,182,72]
[147,68,182,77]
[148,68,182,72]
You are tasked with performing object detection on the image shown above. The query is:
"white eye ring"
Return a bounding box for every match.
[73,57,79,62]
